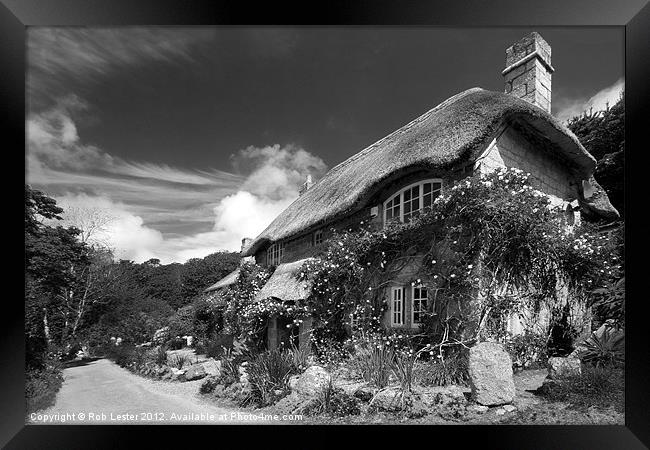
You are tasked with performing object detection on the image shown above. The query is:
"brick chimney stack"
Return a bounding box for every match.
[503,32,554,113]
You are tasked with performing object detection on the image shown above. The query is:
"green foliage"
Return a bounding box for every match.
[200,377,219,394]
[296,168,620,352]
[199,334,235,359]
[347,338,394,388]
[539,365,624,412]
[181,251,240,300]
[25,358,63,414]
[244,348,301,406]
[308,377,361,417]
[218,349,241,386]
[580,328,624,368]
[288,345,310,372]
[168,353,192,369]
[217,262,273,340]
[413,352,470,387]
[503,330,548,370]
[590,276,625,328]
[154,346,168,365]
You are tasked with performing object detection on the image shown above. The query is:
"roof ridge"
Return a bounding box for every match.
[324,87,485,175]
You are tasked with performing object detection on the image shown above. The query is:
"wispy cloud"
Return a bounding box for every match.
[28,104,327,264]
[27,28,215,109]
[555,78,625,124]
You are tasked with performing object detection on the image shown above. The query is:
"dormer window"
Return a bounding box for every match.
[384,179,442,224]
[312,229,323,246]
[266,242,284,266]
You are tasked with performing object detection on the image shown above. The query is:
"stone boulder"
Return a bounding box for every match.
[547,356,581,379]
[200,359,221,377]
[293,366,331,397]
[468,341,516,406]
[183,364,207,381]
[273,392,316,415]
[288,375,301,392]
[419,385,467,408]
[369,387,403,412]
[170,367,186,381]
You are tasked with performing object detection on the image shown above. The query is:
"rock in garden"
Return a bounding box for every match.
[200,359,221,377]
[468,341,516,406]
[288,375,300,391]
[370,387,403,412]
[274,392,315,415]
[503,404,516,412]
[467,404,489,414]
[293,366,331,397]
[547,356,581,379]
[183,364,207,381]
[419,385,467,408]
[495,408,506,415]
[353,386,374,402]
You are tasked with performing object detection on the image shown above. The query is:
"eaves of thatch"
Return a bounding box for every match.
[255,259,313,302]
[204,268,240,293]
[244,87,614,257]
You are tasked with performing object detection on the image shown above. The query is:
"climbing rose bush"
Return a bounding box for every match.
[295,167,622,352]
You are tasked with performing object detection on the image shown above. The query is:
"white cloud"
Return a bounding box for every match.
[31,126,328,264]
[555,78,625,124]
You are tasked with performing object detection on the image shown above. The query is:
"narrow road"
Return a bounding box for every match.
[29,359,268,425]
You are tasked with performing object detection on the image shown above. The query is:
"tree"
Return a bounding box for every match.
[180,251,240,301]
[25,185,89,365]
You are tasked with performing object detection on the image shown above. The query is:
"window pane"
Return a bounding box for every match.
[404,190,411,201]
[404,203,411,214]
[423,183,431,194]
[412,185,419,197]
[424,193,432,207]
[412,197,419,211]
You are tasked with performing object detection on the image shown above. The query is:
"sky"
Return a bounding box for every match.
[26,27,624,264]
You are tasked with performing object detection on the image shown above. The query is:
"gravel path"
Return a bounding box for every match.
[29,359,262,425]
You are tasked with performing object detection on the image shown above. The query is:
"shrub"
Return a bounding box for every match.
[390,348,418,392]
[168,353,191,369]
[203,334,235,359]
[413,352,469,387]
[503,330,548,370]
[219,348,240,386]
[538,365,624,412]
[347,343,394,388]
[580,328,624,368]
[308,377,360,417]
[288,345,310,373]
[109,344,137,367]
[25,360,63,414]
[199,377,219,395]
[154,346,168,365]
[245,348,300,406]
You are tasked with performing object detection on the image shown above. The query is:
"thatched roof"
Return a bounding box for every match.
[255,259,312,302]
[204,268,240,293]
[244,87,610,256]
[579,176,620,221]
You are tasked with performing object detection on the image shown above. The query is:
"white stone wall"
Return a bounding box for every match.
[475,125,580,208]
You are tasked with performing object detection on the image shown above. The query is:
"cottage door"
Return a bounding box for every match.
[391,287,405,326]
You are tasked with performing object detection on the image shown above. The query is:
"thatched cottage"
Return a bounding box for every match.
[208,32,618,350]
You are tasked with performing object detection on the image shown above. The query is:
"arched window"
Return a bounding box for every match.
[384,179,442,224]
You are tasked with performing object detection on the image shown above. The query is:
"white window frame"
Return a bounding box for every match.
[390,286,405,327]
[411,286,428,327]
[383,179,442,225]
[266,242,285,266]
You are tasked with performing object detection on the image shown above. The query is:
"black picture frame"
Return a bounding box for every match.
[3,0,648,448]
